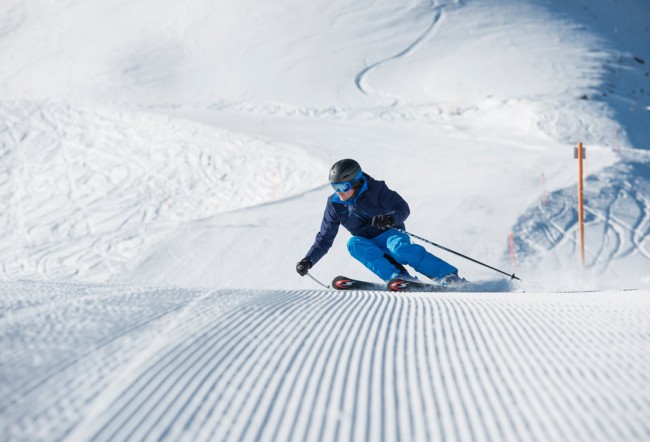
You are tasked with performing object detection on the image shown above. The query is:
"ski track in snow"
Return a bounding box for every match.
[511,159,650,280]
[0,100,324,282]
[1,281,649,442]
[354,0,445,103]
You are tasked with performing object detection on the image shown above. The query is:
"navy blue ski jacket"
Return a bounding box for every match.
[305,173,410,264]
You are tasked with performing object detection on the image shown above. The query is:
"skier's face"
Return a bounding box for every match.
[337,188,355,201]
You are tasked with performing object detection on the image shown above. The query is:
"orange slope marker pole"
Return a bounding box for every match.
[575,142,586,269]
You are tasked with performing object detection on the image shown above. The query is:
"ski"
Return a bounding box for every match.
[332,275,515,292]
[387,277,450,292]
[332,275,386,291]
[387,277,515,292]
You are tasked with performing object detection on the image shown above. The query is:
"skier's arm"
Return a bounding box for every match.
[378,182,410,226]
[304,201,340,265]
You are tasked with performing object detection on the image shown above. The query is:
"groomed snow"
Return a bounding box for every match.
[2,281,649,441]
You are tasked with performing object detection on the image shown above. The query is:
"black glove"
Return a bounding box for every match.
[372,214,395,230]
[296,258,312,276]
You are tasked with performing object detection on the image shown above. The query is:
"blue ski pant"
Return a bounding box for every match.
[347,229,457,282]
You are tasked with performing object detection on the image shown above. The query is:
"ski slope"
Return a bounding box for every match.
[0,0,648,289]
[2,280,649,441]
[1,0,650,440]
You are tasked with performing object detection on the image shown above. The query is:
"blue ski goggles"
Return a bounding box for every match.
[331,169,363,193]
[331,181,353,193]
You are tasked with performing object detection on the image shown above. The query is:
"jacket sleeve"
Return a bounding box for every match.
[379,182,410,226]
[304,199,340,265]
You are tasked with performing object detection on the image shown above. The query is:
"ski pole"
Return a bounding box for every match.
[391,227,521,281]
[307,272,330,289]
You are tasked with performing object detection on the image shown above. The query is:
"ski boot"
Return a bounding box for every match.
[438,272,468,287]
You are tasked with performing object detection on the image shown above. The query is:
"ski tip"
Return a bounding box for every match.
[332,276,353,290]
[387,278,406,292]
[332,275,387,291]
[387,277,435,292]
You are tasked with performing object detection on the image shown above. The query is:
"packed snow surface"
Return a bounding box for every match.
[1,0,650,440]
[2,281,649,441]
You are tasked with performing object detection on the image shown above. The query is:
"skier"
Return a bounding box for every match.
[296,159,466,285]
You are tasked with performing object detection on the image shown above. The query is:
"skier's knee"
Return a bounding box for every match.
[388,241,425,266]
[347,236,365,256]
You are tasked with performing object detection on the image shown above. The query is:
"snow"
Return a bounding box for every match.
[0,101,323,282]
[2,281,649,441]
[1,0,649,440]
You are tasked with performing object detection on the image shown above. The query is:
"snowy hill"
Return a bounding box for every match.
[1,0,648,288]
[1,0,650,440]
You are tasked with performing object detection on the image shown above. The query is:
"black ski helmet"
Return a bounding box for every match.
[329,159,362,184]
